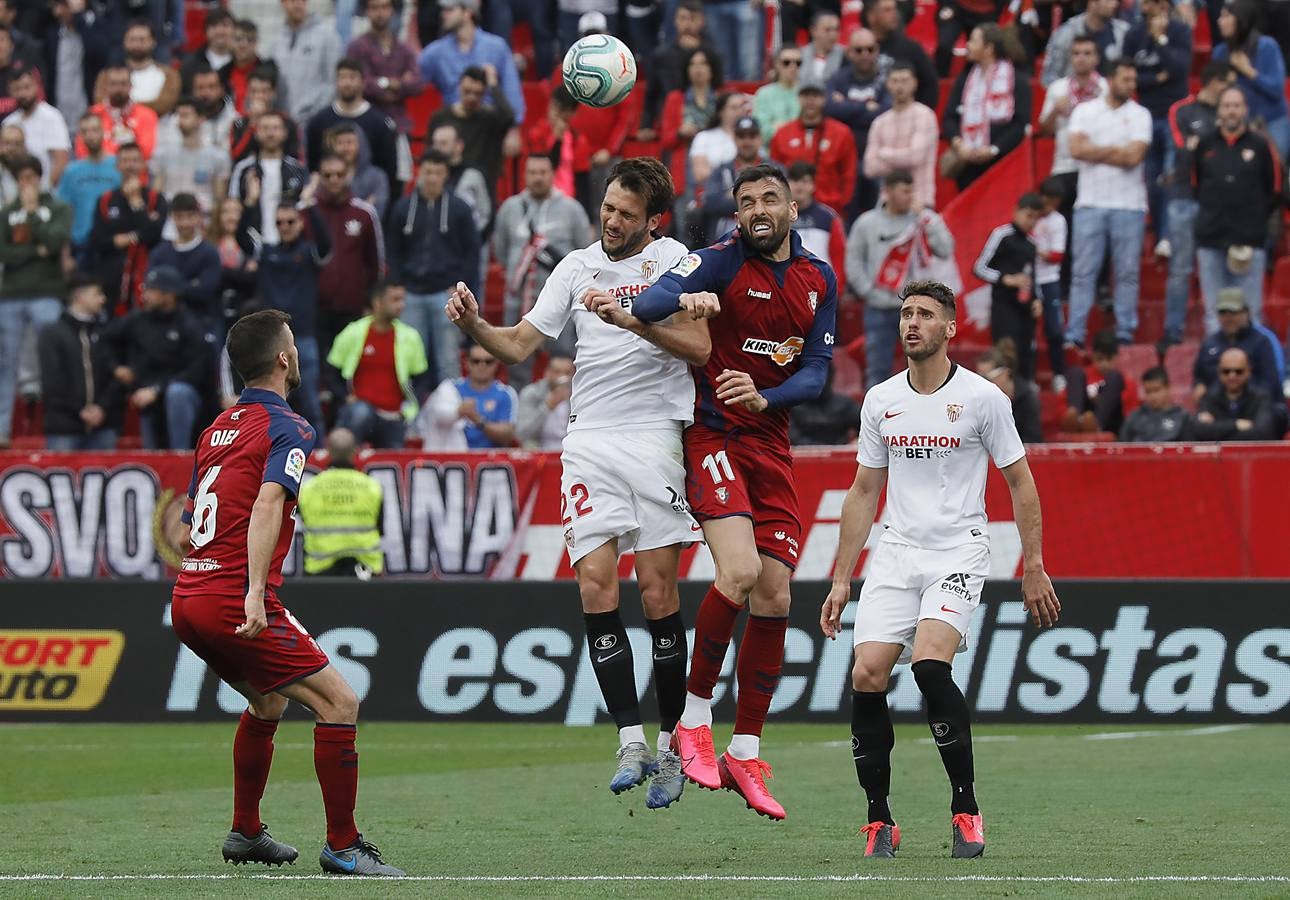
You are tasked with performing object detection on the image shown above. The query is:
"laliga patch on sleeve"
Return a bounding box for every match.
[669,253,702,278]
[285,448,306,483]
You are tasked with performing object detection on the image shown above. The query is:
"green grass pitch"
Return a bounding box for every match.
[2,722,1288,898]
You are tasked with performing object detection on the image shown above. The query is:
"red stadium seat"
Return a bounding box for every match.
[1117,344,1159,383]
[1054,431,1117,442]
[404,85,443,159]
[1164,339,1199,388]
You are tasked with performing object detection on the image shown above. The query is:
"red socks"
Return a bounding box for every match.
[733,615,788,737]
[314,723,360,850]
[232,711,278,838]
[686,586,743,699]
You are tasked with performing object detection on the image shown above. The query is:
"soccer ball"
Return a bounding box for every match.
[562,34,637,108]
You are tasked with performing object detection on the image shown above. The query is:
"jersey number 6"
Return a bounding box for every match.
[190,466,221,548]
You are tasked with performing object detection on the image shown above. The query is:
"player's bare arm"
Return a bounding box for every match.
[821,464,888,640]
[237,481,288,640]
[582,288,712,366]
[1000,457,1061,628]
[445,280,545,364]
[715,369,768,413]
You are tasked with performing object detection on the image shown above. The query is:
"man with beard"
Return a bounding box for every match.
[179,8,234,93]
[600,163,838,821]
[820,279,1060,859]
[151,97,231,217]
[446,158,708,810]
[229,69,302,164]
[4,68,70,188]
[80,64,159,159]
[95,20,181,116]
[306,58,400,200]
[229,111,309,247]
[189,64,239,151]
[166,309,404,876]
[90,142,167,312]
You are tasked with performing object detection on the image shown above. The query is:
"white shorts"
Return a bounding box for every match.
[559,426,700,566]
[853,540,990,664]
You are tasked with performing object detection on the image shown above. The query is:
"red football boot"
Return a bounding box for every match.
[951,812,985,858]
[717,752,785,820]
[671,724,721,790]
[859,821,901,858]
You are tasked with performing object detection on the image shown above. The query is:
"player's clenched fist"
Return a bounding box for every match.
[678,291,720,320]
[445,281,479,329]
[716,369,768,413]
[820,583,850,640]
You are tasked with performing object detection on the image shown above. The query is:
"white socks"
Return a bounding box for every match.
[657,731,672,753]
[679,691,713,729]
[727,733,760,760]
[619,724,646,748]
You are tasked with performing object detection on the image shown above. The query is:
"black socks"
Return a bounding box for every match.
[911,658,978,816]
[647,612,687,736]
[585,610,640,729]
[851,690,896,825]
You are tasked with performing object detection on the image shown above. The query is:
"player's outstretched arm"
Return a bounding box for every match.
[445,281,545,365]
[1001,457,1061,628]
[237,482,287,640]
[821,464,887,640]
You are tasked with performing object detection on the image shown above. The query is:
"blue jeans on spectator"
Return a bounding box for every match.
[558,11,620,58]
[703,0,763,82]
[1196,245,1266,335]
[403,290,460,385]
[338,399,407,449]
[140,381,202,450]
[492,0,556,76]
[0,297,63,443]
[864,304,901,390]
[46,430,119,452]
[1037,281,1065,375]
[1065,207,1145,346]
[1145,118,1171,239]
[290,336,324,442]
[1163,198,1198,344]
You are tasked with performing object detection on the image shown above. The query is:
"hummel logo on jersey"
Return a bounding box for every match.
[884,410,903,419]
[747,288,772,300]
[742,336,804,366]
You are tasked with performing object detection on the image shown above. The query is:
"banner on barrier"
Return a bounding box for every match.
[1,444,1288,579]
[2,581,1287,723]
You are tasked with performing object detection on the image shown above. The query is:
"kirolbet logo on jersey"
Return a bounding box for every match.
[742,336,804,366]
[0,630,124,710]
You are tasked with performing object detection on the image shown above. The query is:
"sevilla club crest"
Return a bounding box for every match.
[946,403,964,422]
[641,259,658,280]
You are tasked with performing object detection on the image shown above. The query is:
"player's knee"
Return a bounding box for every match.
[638,580,678,619]
[852,659,891,693]
[719,559,761,599]
[251,693,288,721]
[578,579,618,614]
[323,684,360,724]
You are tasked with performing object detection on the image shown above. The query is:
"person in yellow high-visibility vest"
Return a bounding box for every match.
[297,428,384,578]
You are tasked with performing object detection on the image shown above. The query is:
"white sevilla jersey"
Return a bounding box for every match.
[524,237,694,433]
[857,363,1026,550]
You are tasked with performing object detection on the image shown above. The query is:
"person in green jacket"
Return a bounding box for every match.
[0,154,72,448]
[297,427,385,578]
[326,280,432,448]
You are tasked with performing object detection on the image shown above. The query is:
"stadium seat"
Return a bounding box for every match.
[404,85,443,159]
[832,353,864,401]
[1164,340,1199,388]
[1117,344,1159,383]
[1055,431,1117,442]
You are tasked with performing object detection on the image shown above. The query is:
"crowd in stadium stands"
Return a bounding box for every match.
[0,0,1287,453]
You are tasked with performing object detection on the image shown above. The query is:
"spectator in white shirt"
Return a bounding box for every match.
[1064,60,1152,349]
[1038,36,1107,212]
[3,69,71,188]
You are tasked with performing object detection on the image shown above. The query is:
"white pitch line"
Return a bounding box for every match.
[1083,724,1252,741]
[2,875,1288,884]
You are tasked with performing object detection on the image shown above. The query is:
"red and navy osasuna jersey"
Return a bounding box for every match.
[634,228,837,446]
[172,388,316,599]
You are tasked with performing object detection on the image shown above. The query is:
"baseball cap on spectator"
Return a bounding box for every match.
[798,84,825,96]
[735,116,761,135]
[438,0,480,11]
[144,266,186,295]
[578,11,608,35]
[1216,288,1248,313]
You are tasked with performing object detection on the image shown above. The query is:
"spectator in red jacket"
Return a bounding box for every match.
[314,153,385,350]
[77,65,159,161]
[1063,329,1141,434]
[769,84,857,217]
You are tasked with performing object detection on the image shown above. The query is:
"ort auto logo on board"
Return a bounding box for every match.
[0,630,125,710]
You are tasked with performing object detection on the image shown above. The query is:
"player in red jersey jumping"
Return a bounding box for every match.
[167,310,403,876]
[589,163,838,820]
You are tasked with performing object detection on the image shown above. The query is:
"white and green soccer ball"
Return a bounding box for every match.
[561,34,638,108]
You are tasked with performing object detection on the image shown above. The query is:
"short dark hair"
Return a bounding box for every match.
[1071,34,1099,53]
[731,163,790,201]
[606,157,675,217]
[336,57,364,77]
[1017,192,1045,212]
[174,94,198,112]
[12,154,41,178]
[66,272,100,298]
[369,279,401,302]
[235,18,258,36]
[124,18,154,38]
[1111,59,1137,76]
[550,83,579,113]
[327,121,361,141]
[227,310,292,384]
[170,192,200,213]
[887,60,918,81]
[900,280,956,316]
[190,63,219,82]
[883,169,914,188]
[679,0,704,14]
[1141,366,1169,386]
[1200,60,1233,84]
[206,8,234,30]
[419,148,451,168]
[460,65,487,85]
[1091,329,1119,359]
[116,141,142,157]
[1039,175,1065,199]
[432,120,462,141]
[811,9,839,26]
[248,65,278,88]
[786,161,816,181]
[257,109,287,129]
[10,67,34,82]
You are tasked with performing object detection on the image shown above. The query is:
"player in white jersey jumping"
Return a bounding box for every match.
[820,280,1061,859]
[445,158,711,809]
